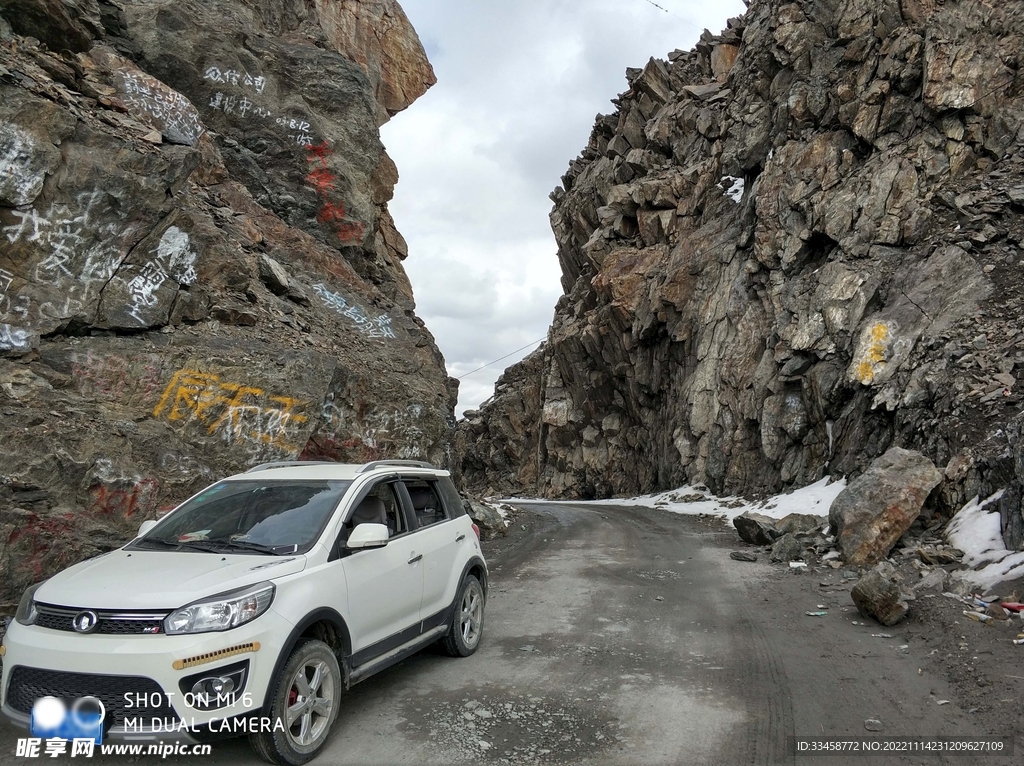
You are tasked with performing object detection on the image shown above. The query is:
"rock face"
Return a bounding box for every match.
[829,447,941,565]
[457,0,1024,562]
[0,1,452,606]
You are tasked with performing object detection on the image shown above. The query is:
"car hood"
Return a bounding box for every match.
[34,549,306,611]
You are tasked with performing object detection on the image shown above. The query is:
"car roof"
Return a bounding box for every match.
[221,460,450,483]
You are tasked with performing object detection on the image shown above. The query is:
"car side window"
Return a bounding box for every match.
[403,479,448,528]
[341,482,405,543]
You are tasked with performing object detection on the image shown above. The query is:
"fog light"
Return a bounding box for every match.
[191,675,235,698]
[180,660,249,711]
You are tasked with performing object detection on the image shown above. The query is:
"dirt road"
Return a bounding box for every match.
[2,501,1019,764]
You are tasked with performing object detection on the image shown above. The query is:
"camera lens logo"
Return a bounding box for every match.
[30,696,105,744]
[72,611,99,634]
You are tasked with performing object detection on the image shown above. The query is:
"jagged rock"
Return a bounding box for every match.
[465,500,507,541]
[730,550,758,562]
[258,254,291,296]
[457,0,1024,548]
[733,512,781,545]
[770,533,807,563]
[830,448,942,566]
[851,567,909,626]
[0,0,454,606]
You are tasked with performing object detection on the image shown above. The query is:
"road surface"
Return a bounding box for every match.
[1,501,1012,764]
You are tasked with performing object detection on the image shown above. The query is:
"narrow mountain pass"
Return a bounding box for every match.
[0,503,1005,765]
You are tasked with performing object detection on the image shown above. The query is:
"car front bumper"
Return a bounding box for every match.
[0,610,292,742]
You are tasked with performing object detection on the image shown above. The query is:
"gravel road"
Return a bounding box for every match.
[2,501,1018,764]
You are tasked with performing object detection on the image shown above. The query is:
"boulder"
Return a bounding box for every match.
[769,533,807,562]
[775,513,826,536]
[465,500,507,541]
[829,448,942,566]
[851,568,909,626]
[733,512,781,545]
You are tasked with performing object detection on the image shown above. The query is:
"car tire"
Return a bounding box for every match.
[249,639,342,765]
[441,575,485,657]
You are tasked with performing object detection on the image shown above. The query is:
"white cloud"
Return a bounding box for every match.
[383,0,747,416]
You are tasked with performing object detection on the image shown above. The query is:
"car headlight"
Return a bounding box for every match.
[164,582,274,635]
[15,582,46,626]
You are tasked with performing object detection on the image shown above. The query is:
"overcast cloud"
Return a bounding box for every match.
[381,0,747,416]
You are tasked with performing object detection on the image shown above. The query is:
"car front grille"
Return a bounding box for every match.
[34,603,167,635]
[6,666,178,727]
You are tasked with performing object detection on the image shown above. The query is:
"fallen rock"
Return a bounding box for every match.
[733,512,781,545]
[829,448,942,566]
[851,568,909,626]
[914,544,964,566]
[465,499,507,541]
[730,550,758,562]
[775,513,826,536]
[770,533,806,563]
[913,568,948,594]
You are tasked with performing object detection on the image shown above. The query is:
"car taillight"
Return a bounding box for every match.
[472,523,481,540]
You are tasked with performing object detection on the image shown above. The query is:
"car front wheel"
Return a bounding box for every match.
[442,574,485,657]
[250,639,341,765]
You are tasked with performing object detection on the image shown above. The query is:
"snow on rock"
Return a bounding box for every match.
[946,491,1024,590]
[718,175,745,203]
[509,476,846,522]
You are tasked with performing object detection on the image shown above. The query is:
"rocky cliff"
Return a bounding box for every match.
[457,0,1024,547]
[0,0,453,606]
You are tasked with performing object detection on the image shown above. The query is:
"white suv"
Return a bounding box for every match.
[0,460,487,764]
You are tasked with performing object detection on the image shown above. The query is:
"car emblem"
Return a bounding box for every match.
[72,611,99,634]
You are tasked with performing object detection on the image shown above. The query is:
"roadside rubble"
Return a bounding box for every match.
[725,448,1024,634]
[466,498,512,540]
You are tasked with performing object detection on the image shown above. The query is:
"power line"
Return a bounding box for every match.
[636,0,707,34]
[456,337,547,379]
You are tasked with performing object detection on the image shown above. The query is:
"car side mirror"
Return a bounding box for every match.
[347,523,389,550]
[137,519,158,538]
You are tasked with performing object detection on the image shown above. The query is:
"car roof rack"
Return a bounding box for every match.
[246,461,340,473]
[357,460,437,473]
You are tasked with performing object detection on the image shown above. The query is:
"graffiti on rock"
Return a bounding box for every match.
[0,322,32,352]
[119,225,198,325]
[3,189,122,323]
[0,123,47,206]
[302,401,425,461]
[304,141,366,243]
[311,284,395,340]
[117,70,204,145]
[153,369,309,458]
[71,351,164,400]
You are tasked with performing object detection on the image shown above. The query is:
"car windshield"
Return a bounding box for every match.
[136,480,351,555]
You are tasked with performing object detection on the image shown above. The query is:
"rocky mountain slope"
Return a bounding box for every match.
[457,0,1024,550]
[0,0,453,606]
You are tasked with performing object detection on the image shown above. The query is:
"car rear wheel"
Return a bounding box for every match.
[441,575,484,657]
[249,639,341,765]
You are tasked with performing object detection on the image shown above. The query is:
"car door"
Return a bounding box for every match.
[400,477,461,627]
[340,479,425,661]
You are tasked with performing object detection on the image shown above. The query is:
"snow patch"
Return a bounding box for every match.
[509,475,846,522]
[718,175,744,203]
[946,491,1024,590]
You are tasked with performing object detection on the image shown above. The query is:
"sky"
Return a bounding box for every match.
[381,0,748,417]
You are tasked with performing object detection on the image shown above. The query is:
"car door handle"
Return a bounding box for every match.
[408,554,423,564]
[456,534,466,542]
